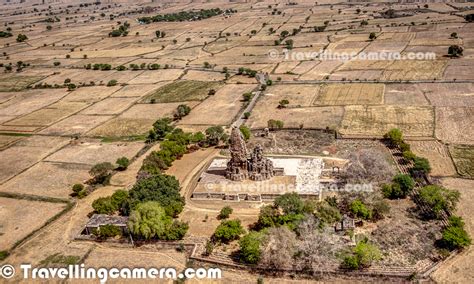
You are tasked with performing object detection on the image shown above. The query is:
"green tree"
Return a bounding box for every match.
[314,202,342,225]
[418,185,460,218]
[383,128,403,145]
[72,184,84,195]
[148,118,174,141]
[128,174,184,217]
[205,126,226,146]
[218,206,233,220]
[448,45,463,57]
[89,162,114,185]
[242,92,253,101]
[278,99,289,108]
[239,125,251,141]
[92,197,116,214]
[350,199,372,220]
[392,174,414,197]
[342,239,381,269]
[411,157,431,175]
[128,201,172,239]
[440,216,471,250]
[213,219,245,243]
[267,119,284,130]
[116,157,130,170]
[369,32,377,40]
[107,79,117,87]
[275,192,304,215]
[16,34,28,42]
[175,104,191,119]
[239,231,265,264]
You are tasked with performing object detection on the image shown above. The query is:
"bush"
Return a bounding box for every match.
[213,219,245,243]
[205,126,226,146]
[239,125,251,141]
[448,45,463,57]
[72,183,84,194]
[93,224,122,240]
[243,112,251,119]
[242,92,253,101]
[175,104,191,119]
[342,239,381,270]
[350,200,372,220]
[314,202,342,225]
[392,174,414,196]
[440,216,471,250]
[92,197,116,214]
[275,192,304,215]
[278,99,289,108]
[16,34,28,42]
[89,162,114,185]
[418,185,460,218]
[383,128,403,145]
[411,157,431,175]
[218,206,233,220]
[267,119,284,130]
[107,79,117,86]
[402,150,416,161]
[239,231,264,264]
[116,157,130,170]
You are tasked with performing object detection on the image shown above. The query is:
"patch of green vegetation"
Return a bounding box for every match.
[144,80,223,103]
[449,145,474,179]
[39,253,81,267]
[100,134,147,143]
[0,250,9,261]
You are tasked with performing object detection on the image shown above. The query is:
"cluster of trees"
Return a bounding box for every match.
[138,8,228,24]
[234,193,383,271]
[2,61,30,73]
[174,104,191,120]
[85,63,112,70]
[418,185,460,219]
[267,119,284,130]
[237,67,257,77]
[91,173,188,241]
[342,238,381,270]
[109,21,130,37]
[382,174,414,199]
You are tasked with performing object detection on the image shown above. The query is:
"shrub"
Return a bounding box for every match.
[448,45,463,57]
[278,99,289,108]
[107,79,117,86]
[399,141,411,152]
[418,185,460,218]
[53,61,60,66]
[383,128,403,145]
[239,125,251,141]
[72,183,84,194]
[369,32,377,40]
[242,92,253,101]
[92,197,116,214]
[218,206,233,220]
[16,34,28,42]
[89,162,114,185]
[275,192,305,215]
[175,104,191,119]
[116,157,130,170]
[243,112,251,119]
[239,231,265,264]
[267,119,284,130]
[440,216,471,250]
[0,250,9,261]
[350,200,372,220]
[205,126,226,146]
[411,157,431,175]
[342,239,381,270]
[314,202,342,225]
[93,224,122,240]
[214,219,245,243]
[392,174,414,195]
[402,150,416,161]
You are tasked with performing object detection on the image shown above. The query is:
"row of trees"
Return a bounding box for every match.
[138,8,228,24]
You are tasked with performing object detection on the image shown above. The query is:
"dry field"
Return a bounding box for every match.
[313,83,384,106]
[0,197,67,251]
[178,83,256,126]
[142,80,224,103]
[435,107,474,145]
[339,105,434,137]
[408,140,457,177]
[449,145,474,179]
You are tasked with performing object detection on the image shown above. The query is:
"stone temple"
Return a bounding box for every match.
[225,127,274,181]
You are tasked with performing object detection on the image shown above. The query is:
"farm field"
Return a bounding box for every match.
[0,0,473,283]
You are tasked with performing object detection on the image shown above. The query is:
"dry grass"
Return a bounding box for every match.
[449,145,474,179]
[143,80,224,103]
[313,83,384,106]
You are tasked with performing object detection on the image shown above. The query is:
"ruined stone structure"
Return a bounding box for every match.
[226,127,274,181]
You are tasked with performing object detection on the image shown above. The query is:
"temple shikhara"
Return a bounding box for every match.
[225,127,274,181]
